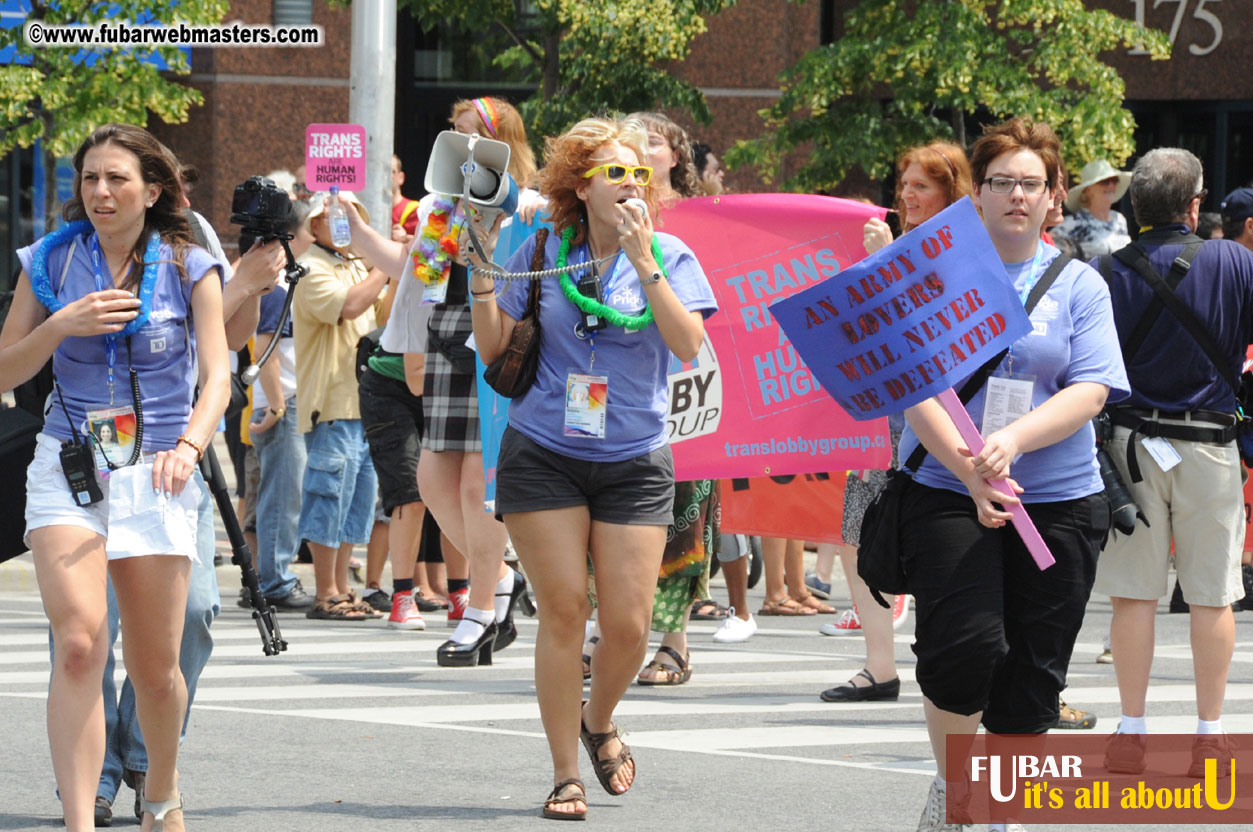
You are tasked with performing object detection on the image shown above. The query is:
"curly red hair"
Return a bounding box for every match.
[895,142,973,232]
[536,117,658,246]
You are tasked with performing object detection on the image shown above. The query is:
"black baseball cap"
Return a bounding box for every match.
[1220,187,1253,222]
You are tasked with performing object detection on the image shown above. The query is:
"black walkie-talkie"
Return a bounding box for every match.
[577,260,608,333]
[60,441,103,506]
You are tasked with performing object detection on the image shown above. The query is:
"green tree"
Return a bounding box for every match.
[403,0,734,143]
[0,0,228,219]
[728,0,1171,191]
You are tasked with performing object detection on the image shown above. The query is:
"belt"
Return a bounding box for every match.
[1108,407,1238,483]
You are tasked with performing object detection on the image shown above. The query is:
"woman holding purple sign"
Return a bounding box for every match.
[896,118,1128,831]
[468,116,717,820]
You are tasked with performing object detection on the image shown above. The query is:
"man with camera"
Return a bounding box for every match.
[1093,148,1253,775]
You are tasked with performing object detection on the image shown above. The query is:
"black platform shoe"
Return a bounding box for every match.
[493,570,536,652]
[436,620,498,667]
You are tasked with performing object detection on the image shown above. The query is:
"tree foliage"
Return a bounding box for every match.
[727,0,1171,192]
[402,0,734,143]
[0,0,229,158]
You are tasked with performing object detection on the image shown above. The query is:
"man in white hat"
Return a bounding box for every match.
[1053,159,1132,258]
[292,191,391,621]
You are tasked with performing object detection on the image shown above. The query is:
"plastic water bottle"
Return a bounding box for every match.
[327,185,352,248]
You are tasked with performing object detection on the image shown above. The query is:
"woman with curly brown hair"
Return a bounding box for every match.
[469,116,717,819]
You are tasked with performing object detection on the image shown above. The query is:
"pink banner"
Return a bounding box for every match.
[662,194,892,480]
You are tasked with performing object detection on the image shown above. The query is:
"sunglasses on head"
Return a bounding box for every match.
[583,164,653,186]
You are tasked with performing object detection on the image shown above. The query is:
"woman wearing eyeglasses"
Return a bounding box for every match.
[896,119,1128,831]
[469,117,717,820]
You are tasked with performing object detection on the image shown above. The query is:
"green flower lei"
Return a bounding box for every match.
[556,226,667,332]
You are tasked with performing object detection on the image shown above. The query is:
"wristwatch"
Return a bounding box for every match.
[640,270,664,286]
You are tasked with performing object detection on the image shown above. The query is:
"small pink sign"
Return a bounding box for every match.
[305,123,366,192]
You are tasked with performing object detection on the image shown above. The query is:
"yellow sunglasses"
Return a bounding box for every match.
[582,164,653,186]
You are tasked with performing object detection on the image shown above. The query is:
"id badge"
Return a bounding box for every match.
[563,373,609,439]
[981,374,1034,436]
[1140,436,1182,472]
[84,405,138,474]
[421,273,449,306]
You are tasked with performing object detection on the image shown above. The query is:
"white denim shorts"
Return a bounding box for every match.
[24,433,202,563]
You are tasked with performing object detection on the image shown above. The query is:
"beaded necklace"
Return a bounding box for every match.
[555,226,666,332]
[30,219,158,338]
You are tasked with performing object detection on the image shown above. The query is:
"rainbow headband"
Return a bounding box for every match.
[472,98,499,138]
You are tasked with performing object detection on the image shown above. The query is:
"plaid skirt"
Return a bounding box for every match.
[422,304,481,453]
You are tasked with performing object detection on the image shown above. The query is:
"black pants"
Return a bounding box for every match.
[901,482,1111,734]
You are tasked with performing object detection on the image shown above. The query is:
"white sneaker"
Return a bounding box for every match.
[712,608,757,643]
[917,778,972,831]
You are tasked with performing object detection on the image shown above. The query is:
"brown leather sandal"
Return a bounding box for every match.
[758,596,816,616]
[542,778,587,821]
[791,591,837,614]
[580,707,635,796]
[636,645,691,686]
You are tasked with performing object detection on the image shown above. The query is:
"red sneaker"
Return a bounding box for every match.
[446,587,469,627]
[386,591,425,631]
[892,594,910,630]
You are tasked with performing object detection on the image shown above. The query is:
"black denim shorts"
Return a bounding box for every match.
[359,367,424,516]
[495,426,675,526]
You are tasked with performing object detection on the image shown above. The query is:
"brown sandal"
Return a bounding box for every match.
[758,597,817,616]
[792,592,837,614]
[580,705,635,796]
[306,595,370,621]
[346,589,385,618]
[542,778,587,821]
[636,645,691,686]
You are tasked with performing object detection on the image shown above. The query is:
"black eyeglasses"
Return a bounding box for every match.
[982,176,1050,196]
[1193,189,1209,204]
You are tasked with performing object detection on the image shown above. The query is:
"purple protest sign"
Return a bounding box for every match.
[305,123,366,192]
[770,198,1031,420]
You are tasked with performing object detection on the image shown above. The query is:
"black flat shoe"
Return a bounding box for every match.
[493,570,534,652]
[436,620,497,667]
[819,668,900,702]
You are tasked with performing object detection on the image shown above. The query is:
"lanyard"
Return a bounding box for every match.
[578,244,630,374]
[1006,246,1046,375]
[89,235,122,403]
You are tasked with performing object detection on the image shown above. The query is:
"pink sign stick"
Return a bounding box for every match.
[934,387,1055,570]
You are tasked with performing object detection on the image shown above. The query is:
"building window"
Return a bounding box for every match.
[274,0,312,26]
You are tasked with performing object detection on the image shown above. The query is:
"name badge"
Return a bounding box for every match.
[1140,436,1182,472]
[981,374,1034,436]
[84,404,138,474]
[563,373,609,439]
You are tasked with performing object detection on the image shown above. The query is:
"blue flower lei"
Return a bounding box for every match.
[30,219,158,338]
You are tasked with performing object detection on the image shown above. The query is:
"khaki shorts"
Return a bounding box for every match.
[1093,422,1246,607]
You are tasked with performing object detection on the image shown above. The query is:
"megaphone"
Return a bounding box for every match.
[424,130,519,217]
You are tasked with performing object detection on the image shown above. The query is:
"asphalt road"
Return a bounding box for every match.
[2,549,1251,831]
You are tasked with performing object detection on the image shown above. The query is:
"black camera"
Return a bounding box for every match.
[576,264,608,333]
[230,176,295,240]
[1094,411,1146,536]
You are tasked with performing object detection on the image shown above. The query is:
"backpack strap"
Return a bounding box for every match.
[1113,240,1206,372]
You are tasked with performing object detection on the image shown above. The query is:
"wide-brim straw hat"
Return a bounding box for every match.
[306,189,370,231]
[1066,160,1132,213]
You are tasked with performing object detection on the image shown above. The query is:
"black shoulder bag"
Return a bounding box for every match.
[857,255,1070,608]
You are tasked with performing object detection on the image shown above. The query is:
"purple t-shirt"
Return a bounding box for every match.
[18,230,226,451]
[898,244,1130,503]
[495,230,717,462]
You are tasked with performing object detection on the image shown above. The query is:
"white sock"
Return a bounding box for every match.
[934,775,947,790]
[494,569,517,623]
[989,824,1006,832]
[1118,714,1147,734]
[1197,717,1223,735]
[449,606,494,644]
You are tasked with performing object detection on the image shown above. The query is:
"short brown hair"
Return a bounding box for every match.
[968,118,1060,195]
[895,142,973,232]
[536,117,657,246]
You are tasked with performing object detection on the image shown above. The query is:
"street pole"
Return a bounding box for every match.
[349,0,397,236]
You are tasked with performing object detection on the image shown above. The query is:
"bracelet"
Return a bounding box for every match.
[176,434,205,462]
[470,289,500,303]
[470,287,497,296]
[268,407,285,418]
